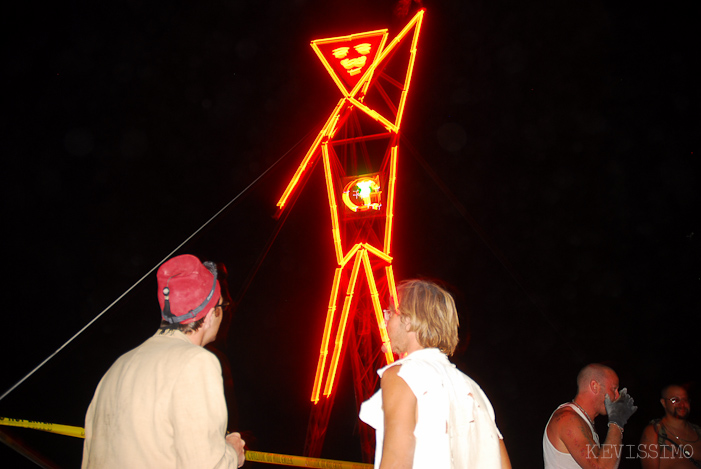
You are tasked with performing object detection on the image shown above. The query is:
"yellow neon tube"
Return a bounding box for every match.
[329,132,391,146]
[348,97,397,133]
[385,266,399,310]
[277,99,346,209]
[392,13,423,129]
[326,104,348,141]
[324,251,363,396]
[372,10,424,78]
[311,44,352,98]
[311,267,344,403]
[356,66,374,102]
[384,145,398,254]
[349,35,389,99]
[311,30,388,99]
[311,29,388,49]
[322,143,344,264]
[361,254,394,362]
[340,243,362,268]
[362,243,392,264]
[347,10,423,111]
[331,228,343,266]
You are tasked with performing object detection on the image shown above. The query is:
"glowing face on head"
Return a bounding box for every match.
[309,28,386,96]
[332,43,373,76]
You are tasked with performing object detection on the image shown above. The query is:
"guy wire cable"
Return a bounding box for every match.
[233,160,313,306]
[0,130,316,403]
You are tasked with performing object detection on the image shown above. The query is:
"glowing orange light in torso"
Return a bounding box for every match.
[342,176,382,212]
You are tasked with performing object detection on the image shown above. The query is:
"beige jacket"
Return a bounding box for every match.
[82,330,238,468]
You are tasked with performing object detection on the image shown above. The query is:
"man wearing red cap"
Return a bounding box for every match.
[82,254,245,468]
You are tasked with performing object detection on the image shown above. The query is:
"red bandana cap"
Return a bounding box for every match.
[157,254,221,325]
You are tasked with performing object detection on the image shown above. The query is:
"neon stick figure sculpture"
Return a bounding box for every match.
[276,10,425,459]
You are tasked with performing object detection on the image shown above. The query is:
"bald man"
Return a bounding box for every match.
[639,384,701,469]
[543,364,637,469]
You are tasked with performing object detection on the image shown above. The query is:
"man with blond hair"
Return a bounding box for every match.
[359,279,512,468]
[543,363,637,468]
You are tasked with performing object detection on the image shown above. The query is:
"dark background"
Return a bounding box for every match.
[1,0,697,467]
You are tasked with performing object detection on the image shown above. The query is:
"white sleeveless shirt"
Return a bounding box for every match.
[543,402,600,469]
[359,348,502,469]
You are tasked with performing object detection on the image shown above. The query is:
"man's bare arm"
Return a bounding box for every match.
[499,439,512,469]
[379,366,416,469]
[639,424,661,469]
[557,410,624,469]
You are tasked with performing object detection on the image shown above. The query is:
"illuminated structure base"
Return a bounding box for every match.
[305,263,395,461]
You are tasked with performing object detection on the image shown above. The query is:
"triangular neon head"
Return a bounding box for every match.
[311,29,388,96]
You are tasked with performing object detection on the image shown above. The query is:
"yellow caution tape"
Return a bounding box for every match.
[245,450,371,468]
[0,416,372,468]
[0,416,85,438]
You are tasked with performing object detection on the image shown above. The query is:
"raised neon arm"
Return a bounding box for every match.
[391,11,423,129]
[277,99,346,209]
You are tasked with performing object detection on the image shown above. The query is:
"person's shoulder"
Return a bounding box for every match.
[458,370,484,390]
[393,352,442,387]
[640,419,660,435]
[380,364,408,393]
[382,364,402,379]
[378,359,402,378]
[640,421,657,436]
[181,341,218,362]
[547,405,594,450]
[549,405,583,431]
[150,333,217,363]
[400,348,446,370]
[552,404,577,417]
[639,421,660,446]
[380,349,433,377]
[643,418,660,430]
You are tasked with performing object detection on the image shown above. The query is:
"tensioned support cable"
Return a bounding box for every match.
[233,158,316,306]
[0,133,314,403]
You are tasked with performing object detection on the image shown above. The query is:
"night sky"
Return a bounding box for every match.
[1,0,698,468]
